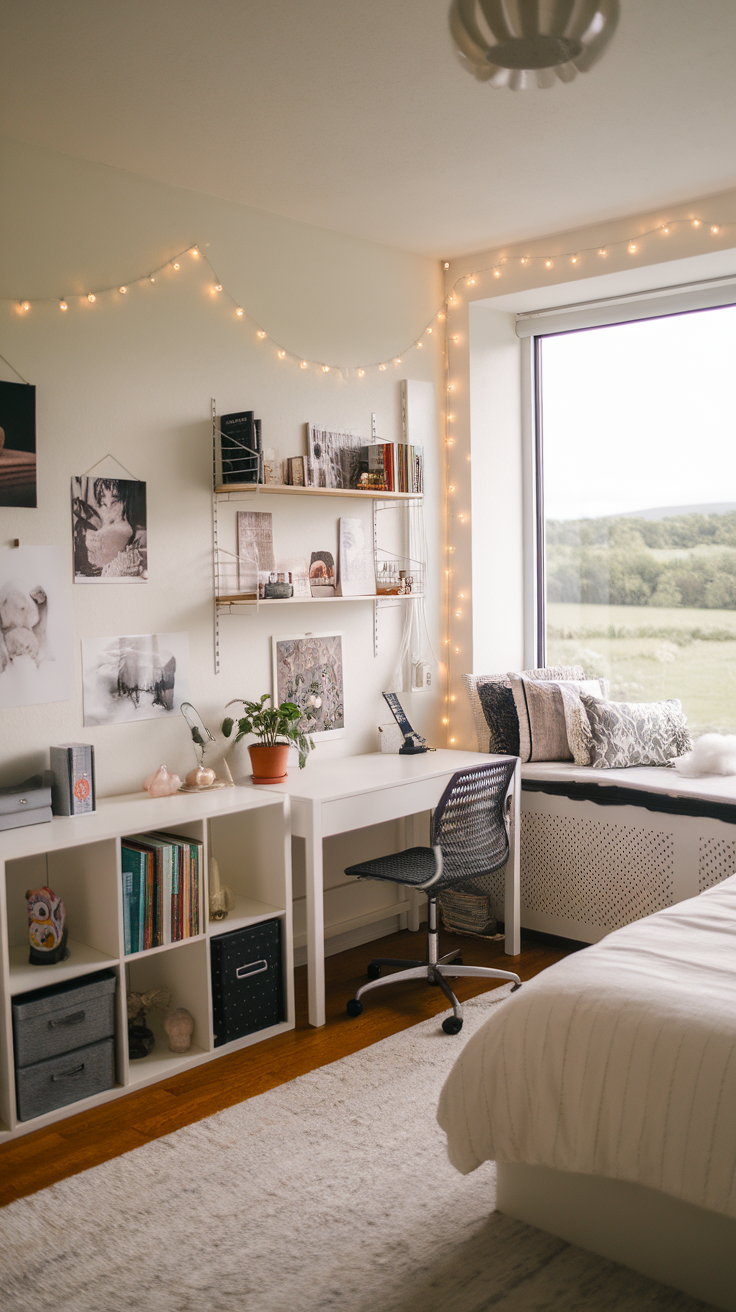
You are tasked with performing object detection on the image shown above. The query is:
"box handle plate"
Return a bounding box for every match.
[235,959,268,980]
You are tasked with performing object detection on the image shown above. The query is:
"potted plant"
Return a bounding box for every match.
[222,694,314,784]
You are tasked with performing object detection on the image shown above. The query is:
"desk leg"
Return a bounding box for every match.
[505,760,521,957]
[305,801,326,1027]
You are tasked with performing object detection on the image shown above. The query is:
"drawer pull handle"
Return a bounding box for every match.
[51,1063,85,1081]
[235,958,268,980]
[48,1010,85,1029]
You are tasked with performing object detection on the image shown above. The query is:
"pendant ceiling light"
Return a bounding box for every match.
[450,0,620,89]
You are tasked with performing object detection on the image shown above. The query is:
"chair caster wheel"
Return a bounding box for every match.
[367,963,381,980]
[347,999,363,1017]
[443,1016,463,1035]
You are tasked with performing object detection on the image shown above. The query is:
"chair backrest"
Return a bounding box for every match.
[431,760,516,892]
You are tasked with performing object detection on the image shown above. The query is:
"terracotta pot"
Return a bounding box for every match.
[248,742,290,784]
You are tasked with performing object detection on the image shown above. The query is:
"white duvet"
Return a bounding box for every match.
[437,875,736,1218]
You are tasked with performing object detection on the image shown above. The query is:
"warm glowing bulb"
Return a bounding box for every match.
[598,248,607,257]
[379,363,386,371]
[236,308,244,317]
[448,484,455,493]
[172,262,180,270]
[447,414,454,422]
[545,260,553,269]
[416,341,423,348]
[149,274,155,283]
[570,256,577,264]
[493,269,501,278]
[450,695,456,702]
[662,228,669,235]
[442,717,449,725]
[693,219,701,228]
[445,638,450,646]
[214,283,222,292]
[443,261,450,269]
[467,277,476,287]
[452,335,459,343]
[446,438,455,446]
[257,330,266,338]
[521,258,527,265]
[59,300,67,311]
[191,247,200,257]
[437,312,446,322]
[87,293,96,303]
[119,286,127,294]
[322,365,330,373]
[458,513,466,522]
[455,609,462,618]
[447,384,454,392]
[458,593,465,599]
[426,327,432,335]
[628,243,637,254]
[712,225,720,235]
[394,357,402,365]
[448,546,455,553]
[454,647,460,653]
[449,737,456,743]
[278,350,286,359]
[357,368,365,376]
[20,301,30,311]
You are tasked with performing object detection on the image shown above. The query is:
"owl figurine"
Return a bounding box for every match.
[26,886,69,965]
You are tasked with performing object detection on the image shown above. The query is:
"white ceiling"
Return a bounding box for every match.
[3,0,736,258]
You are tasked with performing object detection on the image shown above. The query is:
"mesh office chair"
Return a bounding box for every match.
[345,761,521,1034]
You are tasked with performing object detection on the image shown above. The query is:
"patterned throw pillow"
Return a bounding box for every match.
[463,667,585,754]
[477,682,520,756]
[578,694,692,768]
[508,675,603,763]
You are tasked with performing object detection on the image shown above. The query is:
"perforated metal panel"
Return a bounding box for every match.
[520,813,674,929]
[698,837,736,892]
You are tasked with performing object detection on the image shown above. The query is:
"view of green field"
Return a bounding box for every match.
[547,601,736,735]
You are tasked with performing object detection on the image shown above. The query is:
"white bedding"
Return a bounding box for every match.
[437,876,736,1218]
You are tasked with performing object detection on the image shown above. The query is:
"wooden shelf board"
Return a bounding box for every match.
[207,897,285,937]
[216,592,425,608]
[214,484,422,500]
[8,941,119,996]
[124,934,206,963]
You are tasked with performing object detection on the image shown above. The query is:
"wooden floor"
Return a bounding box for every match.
[0,925,578,1207]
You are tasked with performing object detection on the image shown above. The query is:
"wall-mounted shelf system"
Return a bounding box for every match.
[211,402,426,670]
[0,786,293,1141]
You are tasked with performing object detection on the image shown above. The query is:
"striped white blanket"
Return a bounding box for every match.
[437,875,736,1218]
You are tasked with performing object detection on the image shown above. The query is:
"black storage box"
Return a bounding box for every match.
[12,969,116,1069]
[211,919,283,1047]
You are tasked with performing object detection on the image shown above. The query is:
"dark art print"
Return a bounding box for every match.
[273,633,345,739]
[0,380,36,508]
[71,477,147,583]
[81,631,189,726]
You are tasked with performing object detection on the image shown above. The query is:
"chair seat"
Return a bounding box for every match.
[345,846,437,887]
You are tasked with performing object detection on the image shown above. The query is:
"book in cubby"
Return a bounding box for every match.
[121,831,203,955]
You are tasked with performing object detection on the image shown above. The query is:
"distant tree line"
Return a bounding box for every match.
[547,513,736,609]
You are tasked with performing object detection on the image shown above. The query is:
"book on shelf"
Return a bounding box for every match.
[354,443,423,494]
[219,410,260,485]
[121,832,203,953]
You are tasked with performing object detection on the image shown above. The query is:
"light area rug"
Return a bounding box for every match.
[0,987,714,1312]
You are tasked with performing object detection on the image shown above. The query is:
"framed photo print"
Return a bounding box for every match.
[272,631,345,740]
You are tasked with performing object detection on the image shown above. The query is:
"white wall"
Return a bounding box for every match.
[442,186,736,750]
[0,136,445,951]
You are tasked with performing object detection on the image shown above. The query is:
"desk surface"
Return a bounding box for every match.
[261,749,500,804]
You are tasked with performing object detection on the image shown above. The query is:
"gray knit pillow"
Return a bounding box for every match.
[579,694,692,769]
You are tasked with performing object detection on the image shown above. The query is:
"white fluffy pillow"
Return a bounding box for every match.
[674,734,736,777]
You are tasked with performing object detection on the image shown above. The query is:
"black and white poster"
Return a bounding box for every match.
[71,476,147,583]
[81,631,189,726]
[0,380,36,508]
[0,547,74,707]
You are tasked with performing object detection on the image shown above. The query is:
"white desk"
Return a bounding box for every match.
[266,750,521,1026]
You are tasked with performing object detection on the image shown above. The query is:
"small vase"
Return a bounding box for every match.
[248,742,290,784]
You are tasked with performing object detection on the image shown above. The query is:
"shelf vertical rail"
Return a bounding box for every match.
[211,398,221,674]
[373,499,380,657]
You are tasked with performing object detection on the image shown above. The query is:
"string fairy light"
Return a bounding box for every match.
[4,240,447,376]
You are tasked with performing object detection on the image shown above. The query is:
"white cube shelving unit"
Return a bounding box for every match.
[0,786,293,1140]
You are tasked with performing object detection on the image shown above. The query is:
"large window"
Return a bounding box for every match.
[538,304,736,734]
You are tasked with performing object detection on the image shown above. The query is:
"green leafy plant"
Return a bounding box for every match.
[222,694,314,769]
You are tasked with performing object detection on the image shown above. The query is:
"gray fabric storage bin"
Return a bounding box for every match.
[15,1036,115,1122]
[12,969,116,1069]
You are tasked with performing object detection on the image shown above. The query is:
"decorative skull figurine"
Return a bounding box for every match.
[26,886,69,965]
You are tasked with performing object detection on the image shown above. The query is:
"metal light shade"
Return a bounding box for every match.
[450,0,620,89]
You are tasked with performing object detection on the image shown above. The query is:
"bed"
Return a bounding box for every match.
[437,876,736,1311]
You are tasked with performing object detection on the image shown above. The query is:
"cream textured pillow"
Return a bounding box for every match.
[579,694,692,768]
[463,666,585,754]
[508,675,603,764]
